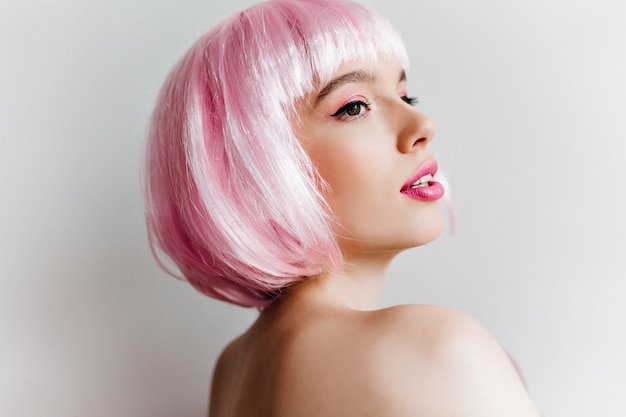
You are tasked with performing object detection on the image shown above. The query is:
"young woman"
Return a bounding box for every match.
[145,0,541,415]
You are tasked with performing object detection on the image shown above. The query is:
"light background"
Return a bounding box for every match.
[1,0,625,416]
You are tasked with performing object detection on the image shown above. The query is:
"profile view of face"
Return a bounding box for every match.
[295,57,444,259]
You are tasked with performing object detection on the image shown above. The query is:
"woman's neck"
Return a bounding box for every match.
[283,251,397,311]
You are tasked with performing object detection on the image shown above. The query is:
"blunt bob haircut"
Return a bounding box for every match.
[145,0,409,307]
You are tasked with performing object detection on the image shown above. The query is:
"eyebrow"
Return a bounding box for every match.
[314,69,407,107]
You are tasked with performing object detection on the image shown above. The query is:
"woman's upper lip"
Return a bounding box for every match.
[401,159,439,191]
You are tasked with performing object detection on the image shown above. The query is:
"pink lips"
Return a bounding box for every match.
[400,160,445,201]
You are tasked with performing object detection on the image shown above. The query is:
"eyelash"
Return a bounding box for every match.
[329,95,419,120]
[402,96,419,106]
[330,100,371,120]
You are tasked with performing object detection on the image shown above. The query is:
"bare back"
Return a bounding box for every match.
[209,301,370,417]
[208,301,540,417]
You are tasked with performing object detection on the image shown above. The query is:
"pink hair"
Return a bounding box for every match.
[144,0,409,307]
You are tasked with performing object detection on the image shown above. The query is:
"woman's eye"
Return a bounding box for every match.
[401,96,418,106]
[331,100,370,119]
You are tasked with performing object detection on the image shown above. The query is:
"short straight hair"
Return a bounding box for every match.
[144,0,409,307]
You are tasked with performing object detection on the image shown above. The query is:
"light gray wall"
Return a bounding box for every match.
[1,0,624,416]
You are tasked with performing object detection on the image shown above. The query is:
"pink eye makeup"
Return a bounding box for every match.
[330,99,371,120]
[328,94,417,121]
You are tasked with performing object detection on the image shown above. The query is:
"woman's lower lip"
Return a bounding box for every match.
[400,182,445,201]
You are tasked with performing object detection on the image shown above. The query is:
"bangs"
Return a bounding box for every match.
[241,0,409,106]
[298,1,409,93]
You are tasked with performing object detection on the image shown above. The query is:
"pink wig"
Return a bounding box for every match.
[145,0,408,307]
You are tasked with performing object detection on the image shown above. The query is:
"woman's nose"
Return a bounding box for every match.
[397,109,436,154]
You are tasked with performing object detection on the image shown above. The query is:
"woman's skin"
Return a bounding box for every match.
[208,57,541,417]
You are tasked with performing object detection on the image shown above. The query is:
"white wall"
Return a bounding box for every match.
[1,0,624,416]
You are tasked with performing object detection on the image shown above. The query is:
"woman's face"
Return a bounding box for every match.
[295,57,444,258]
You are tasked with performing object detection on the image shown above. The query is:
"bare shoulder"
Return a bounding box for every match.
[373,303,501,353]
[278,304,540,417]
[368,304,541,416]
